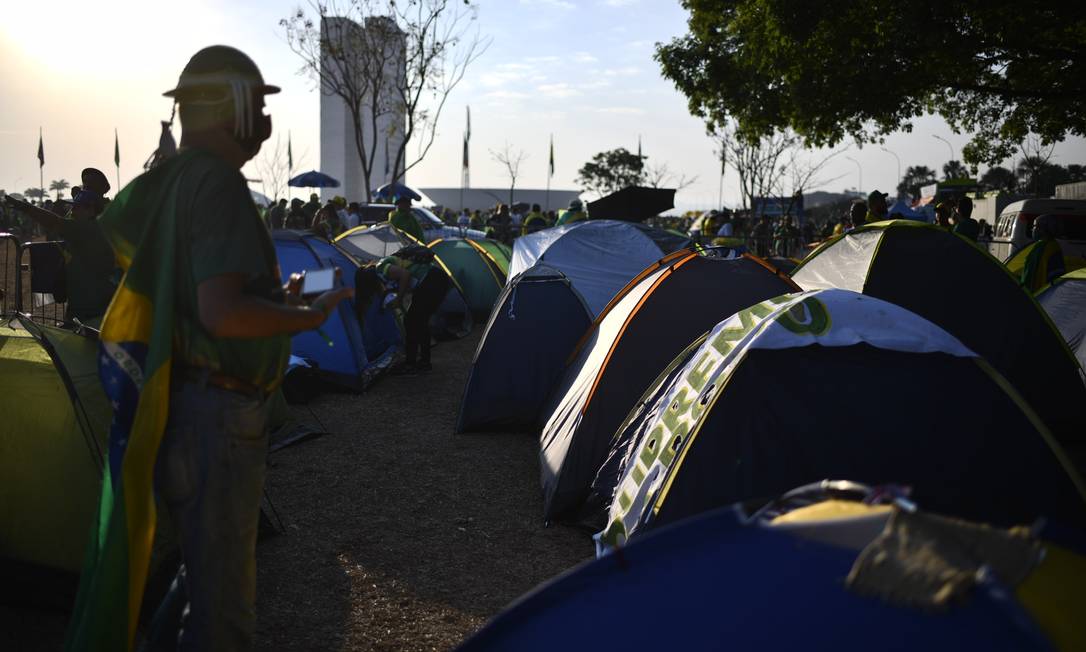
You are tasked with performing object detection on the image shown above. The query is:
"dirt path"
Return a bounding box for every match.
[256,332,590,650]
[0,331,590,651]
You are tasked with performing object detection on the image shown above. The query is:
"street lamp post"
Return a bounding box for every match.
[880,147,901,194]
[932,135,955,162]
[845,156,862,195]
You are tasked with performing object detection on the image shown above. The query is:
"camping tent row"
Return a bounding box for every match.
[460,219,1086,542]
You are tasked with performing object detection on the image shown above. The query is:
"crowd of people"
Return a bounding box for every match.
[674,189,994,261]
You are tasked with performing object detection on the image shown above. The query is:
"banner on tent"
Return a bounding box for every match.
[600,289,977,547]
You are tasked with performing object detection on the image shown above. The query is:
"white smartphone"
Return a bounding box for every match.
[302,268,336,297]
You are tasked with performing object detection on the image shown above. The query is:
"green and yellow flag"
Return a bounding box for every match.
[65,152,196,651]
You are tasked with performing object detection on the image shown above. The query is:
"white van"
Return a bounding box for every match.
[989,199,1086,261]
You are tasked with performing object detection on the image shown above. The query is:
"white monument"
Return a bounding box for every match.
[320,16,406,203]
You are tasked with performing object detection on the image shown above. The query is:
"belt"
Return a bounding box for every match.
[172,365,267,401]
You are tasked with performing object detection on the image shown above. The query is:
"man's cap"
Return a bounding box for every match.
[956,196,973,209]
[163,45,280,99]
[81,167,110,195]
[568,198,583,210]
[310,193,319,201]
[332,196,347,207]
[867,190,888,203]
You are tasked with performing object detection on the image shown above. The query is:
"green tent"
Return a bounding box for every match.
[472,239,512,277]
[0,316,110,573]
[428,238,506,316]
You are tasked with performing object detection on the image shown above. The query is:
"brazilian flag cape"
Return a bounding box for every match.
[65,152,198,651]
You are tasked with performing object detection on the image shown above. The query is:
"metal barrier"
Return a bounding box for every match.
[0,233,18,314]
[19,241,67,326]
[1,234,68,326]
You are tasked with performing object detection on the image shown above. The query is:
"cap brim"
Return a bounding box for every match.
[163,83,280,98]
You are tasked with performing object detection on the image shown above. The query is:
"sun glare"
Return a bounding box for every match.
[1,0,218,80]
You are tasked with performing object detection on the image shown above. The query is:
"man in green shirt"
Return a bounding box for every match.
[115,46,352,649]
[387,194,426,243]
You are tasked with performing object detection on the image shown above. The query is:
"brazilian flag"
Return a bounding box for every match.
[65,152,196,651]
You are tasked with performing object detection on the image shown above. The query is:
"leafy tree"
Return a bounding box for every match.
[656,1,1086,167]
[979,166,1018,192]
[896,165,937,200]
[24,188,46,200]
[576,148,646,195]
[1067,164,1086,182]
[1016,158,1072,196]
[942,160,971,181]
[49,179,70,201]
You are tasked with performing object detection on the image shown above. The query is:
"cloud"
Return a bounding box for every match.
[573,51,598,64]
[519,0,577,9]
[536,83,580,98]
[485,90,531,100]
[603,66,641,76]
[603,0,638,6]
[595,106,646,115]
[480,70,529,88]
[525,55,561,63]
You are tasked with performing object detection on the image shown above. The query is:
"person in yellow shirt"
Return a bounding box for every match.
[556,198,587,226]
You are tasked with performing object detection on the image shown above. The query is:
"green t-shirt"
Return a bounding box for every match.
[58,217,117,323]
[376,255,431,287]
[388,208,426,243]
[170,150,290,391]
[555,209,586,226]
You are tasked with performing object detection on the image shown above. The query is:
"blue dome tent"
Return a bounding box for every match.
[271,230,400,388]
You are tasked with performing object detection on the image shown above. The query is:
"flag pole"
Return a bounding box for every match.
[38,127,44,203]
[546,134,553,212]
[459,132,465,213]
[114,128,121,191]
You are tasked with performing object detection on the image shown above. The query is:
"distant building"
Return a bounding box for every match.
[419,187,582,213]
[320,16,406,203]
[1056,181,1086,200]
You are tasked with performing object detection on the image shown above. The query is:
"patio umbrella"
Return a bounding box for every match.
[587,186,675,222]
[373,182,422,202]
[288,170,341,188]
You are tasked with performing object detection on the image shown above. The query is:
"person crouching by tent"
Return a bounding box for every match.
[387,194,426,243]
[378,247,450,374]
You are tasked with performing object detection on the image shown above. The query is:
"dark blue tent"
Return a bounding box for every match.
[457,506,1054,651]
[457,265,591,433]
[272,230,400,388]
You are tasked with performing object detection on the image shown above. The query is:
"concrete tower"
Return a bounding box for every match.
[320,16,406,203]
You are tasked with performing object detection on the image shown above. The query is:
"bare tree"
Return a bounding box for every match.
[644,162,698,191]
[282,0,488,201]
[772,146,847,217]
[713,122,796,216]
[491,144,528,206]
[250,135,310,202]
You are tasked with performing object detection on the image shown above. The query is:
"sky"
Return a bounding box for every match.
[2,0,1084,213]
